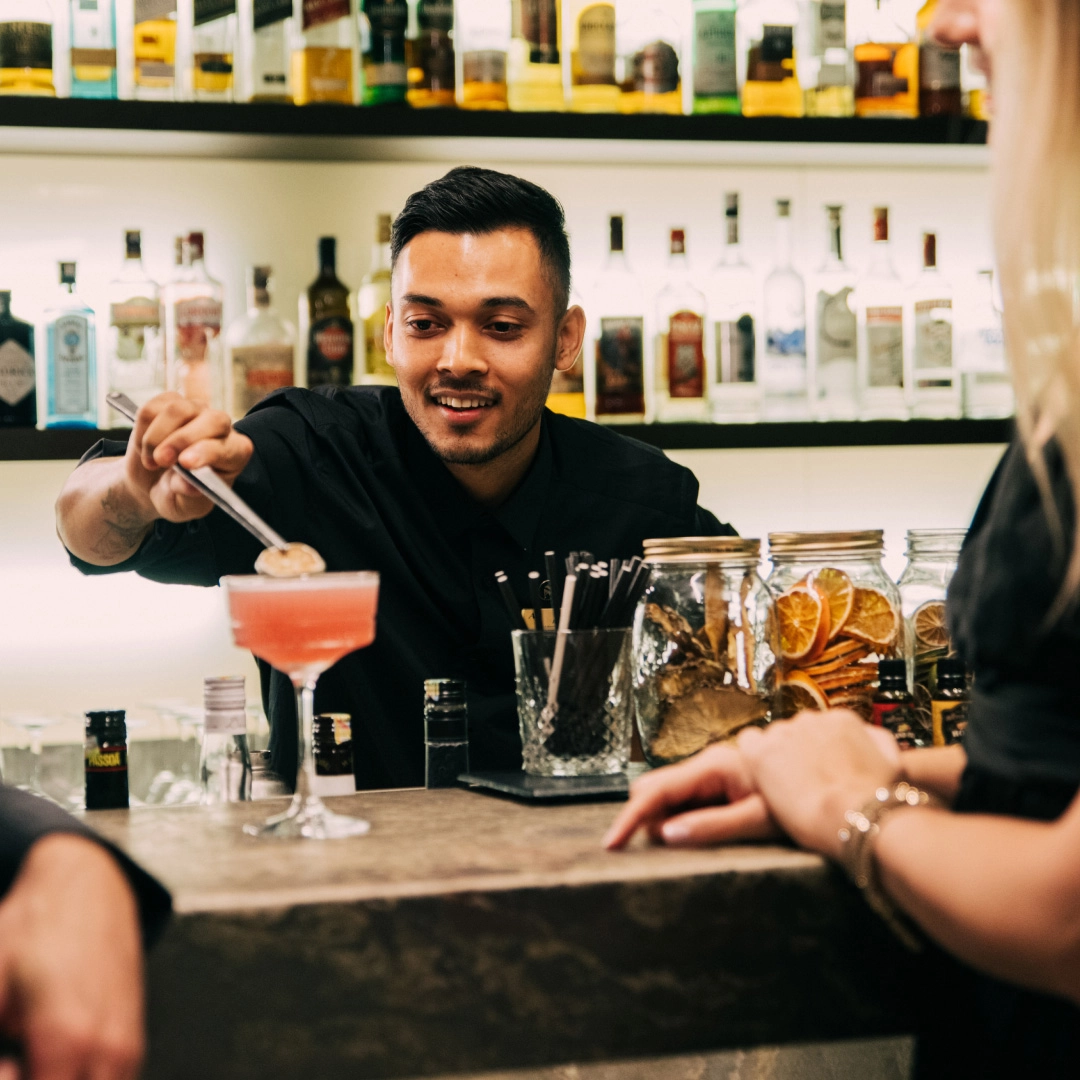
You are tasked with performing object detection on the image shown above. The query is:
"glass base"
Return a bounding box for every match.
[244,793,370,840]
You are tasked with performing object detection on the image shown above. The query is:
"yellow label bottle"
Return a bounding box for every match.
[134,0,177,99]
[0,14,56,96]
[357,214,396,386]
[617,6,683,115]
[293,0,357,104]
[740,25,802,116]
[854,0,917,118]
[457,0,510,109]
[565,0,619,112]
[508,0,565,111]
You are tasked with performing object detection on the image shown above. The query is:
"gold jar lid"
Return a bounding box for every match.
[643,536,761,563]
[767,530,884,556]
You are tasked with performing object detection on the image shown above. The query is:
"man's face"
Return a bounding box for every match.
[386,228,567,467]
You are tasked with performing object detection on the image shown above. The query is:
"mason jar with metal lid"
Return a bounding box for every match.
[766,530,901,721]
[633,536,775,767]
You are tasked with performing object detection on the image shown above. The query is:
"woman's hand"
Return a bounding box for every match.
[603,741,780,850]
[738,709,904,860]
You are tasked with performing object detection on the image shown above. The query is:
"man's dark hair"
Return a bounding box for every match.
[391,166,572,315]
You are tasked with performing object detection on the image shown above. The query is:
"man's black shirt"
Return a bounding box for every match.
[71,387,733,788]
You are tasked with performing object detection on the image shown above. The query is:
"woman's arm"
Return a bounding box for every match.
[898,745,967,804]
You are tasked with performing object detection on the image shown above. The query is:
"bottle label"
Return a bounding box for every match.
[363,311,394,378]
[715,315,755,384]
[920,42,961,91]
[0,22,52,70]
[814,2,847,86]
[53,315,90,415]
[111,296,160,362]
[856,48,909,99]
[463,50,506,84]
[520,0,559,62]
[667,310,705,399]
[309,316,354,385]
[254,0,294,30]
[231,344,294,415]
[203,707,247,735]
[765,326,806,357]
[816,287,856,363]
[194,0,237,26]
[748,25,793,82]
[638,40,679,95]
[365,60,407,84]
[70,0,116,68]
[574,3,615,85]
[175,297,223,362]
[85,740,128,772]
[135,0,177,21]
[596,316,644,416]
[0,339,35,408]
[693,10,736,97]
[303,0,351,31]
[914,298,953,370]
[931,699,967,747]
[865,306,904,388]
[972,324,1006,373]
[418,0,453,32]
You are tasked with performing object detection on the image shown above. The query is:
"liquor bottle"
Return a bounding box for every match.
[587,214,646,423]
[546,286,586,418]
[873,659,926,750]
[165,232,225,409]
[70,0,117,98]
[909,231,959,418]
[616,3,683,115]
[192,0,237,100]
[761,198,808,419]
[810,204,857,420]
[84,710,128,811]
[931,657,968,746]
[357,214,395,386]
[303,236,354,388]
[799,0,853,116]
[508,0,565,111]
[0,1,56,96]
[737,0,802,117]
[564,0,619,112]
[134,0,178,99]
[313,712,356,795]
[655,229,707,422]
[916,0,959,116]
[691,0,738,114]
[960,268,1012,418]
[200,676,252,804]
[406,0,454,106]
[292,0,357,104]
[960,42,988,119]
[855,206,907,420]
[361,0,408,104]
[456,0,510,109]
[246,0,293,100]
[44,263,97,430]
[853,0,917,118]
[226,266,296,419]
[0,291,36,428]
[706,193,759,422]
[106,230,164,428]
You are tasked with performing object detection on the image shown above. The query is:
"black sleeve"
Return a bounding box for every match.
[693,504,738,537]
[0,786,171,948]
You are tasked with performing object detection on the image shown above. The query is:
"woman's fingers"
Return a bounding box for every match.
[659,794,778,847]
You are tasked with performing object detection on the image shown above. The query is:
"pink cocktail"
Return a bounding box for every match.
[222,571,380,840]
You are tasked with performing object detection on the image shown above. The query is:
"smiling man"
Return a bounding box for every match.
[56,167,734,788]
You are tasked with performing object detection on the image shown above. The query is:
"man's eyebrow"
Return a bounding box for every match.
[400,293,444,307]
[480,296,533,311]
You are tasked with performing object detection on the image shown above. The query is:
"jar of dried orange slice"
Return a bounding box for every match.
[766,531,901,721]
[633,537,776,766]
[897,528,966,709]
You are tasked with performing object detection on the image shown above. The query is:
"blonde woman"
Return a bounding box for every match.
[606,0,1080,1075]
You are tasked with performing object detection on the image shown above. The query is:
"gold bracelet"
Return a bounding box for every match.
[837,781,943,952]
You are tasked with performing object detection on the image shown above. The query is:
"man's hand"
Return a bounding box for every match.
[0,835,145,1080]
[603,741,780,850]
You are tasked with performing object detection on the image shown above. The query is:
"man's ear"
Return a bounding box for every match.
[384,301,395,369]
[555,305,586,372]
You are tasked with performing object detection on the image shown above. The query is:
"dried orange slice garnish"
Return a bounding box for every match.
[844,588,900,649]
[778,670,829,712]
[913,600,950,649]
[809,567,855,641]
[776,586,830,662]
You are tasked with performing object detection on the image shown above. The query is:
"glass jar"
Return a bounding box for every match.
[633,537,775,766]
[766,530,901,721]
[897,528,966,704]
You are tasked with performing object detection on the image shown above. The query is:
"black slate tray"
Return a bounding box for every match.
[458,770,631,803]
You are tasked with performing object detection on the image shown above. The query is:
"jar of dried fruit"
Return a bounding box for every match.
[766,531,902,721]
[897,528,966,711]
[632,537,776,767]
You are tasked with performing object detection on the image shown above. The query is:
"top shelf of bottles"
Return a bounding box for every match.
[0,98,989,167]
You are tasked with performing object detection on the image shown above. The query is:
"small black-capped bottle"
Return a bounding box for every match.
[84,710,129,810]
[312,713,356,796]
[932,658,969,746]
[873,659,926,751]
[424,679,469,788]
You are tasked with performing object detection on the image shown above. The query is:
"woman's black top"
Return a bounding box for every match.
[917,436,1080,1079]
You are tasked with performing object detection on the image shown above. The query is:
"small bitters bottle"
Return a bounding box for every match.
[873,658,926,750]
[312,713,356,796]
[85,709,129,810]
[424,679,469,788]
[931,658,969,746]
[200,676,252,803]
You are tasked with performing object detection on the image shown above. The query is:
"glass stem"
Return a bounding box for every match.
[292,678,321,806]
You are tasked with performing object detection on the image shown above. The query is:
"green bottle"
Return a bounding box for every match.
[361,0,408,104]
[691,0,739,114]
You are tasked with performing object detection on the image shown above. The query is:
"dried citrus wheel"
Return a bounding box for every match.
[913,600,950,649]
[809,567,855,641]
[844,587,900,649]
[778,670,829,712]
[776,586,830,662]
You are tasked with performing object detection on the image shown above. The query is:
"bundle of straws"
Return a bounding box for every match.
[496,553,652,759]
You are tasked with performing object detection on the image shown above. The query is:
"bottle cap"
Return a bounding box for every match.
[204,675,246,712]
[877,658,907,686]
[85,709,126,735]
[125,230,142,259]
[937,658,967,686]
[252,266,272,292]
[776,199,791,218]
[725,192,738,217]
[873,206,890,242]
[609,215,624,254]
[319,236,337,268]
[377,214,392,244]
[188,232,205,261]
[670,228,686,255]
[424,678,466,706]
[923,232,938,269]
[59,262,76,286]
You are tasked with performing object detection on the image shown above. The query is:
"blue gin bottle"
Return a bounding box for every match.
[70,0,117,99]
[45,263,98,429]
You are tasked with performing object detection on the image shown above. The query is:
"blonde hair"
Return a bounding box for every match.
[992,0,1080,616]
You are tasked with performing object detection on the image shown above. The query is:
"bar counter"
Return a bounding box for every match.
[88,789,918,1080]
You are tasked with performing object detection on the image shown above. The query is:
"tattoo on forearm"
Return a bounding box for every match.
[92,486,151,558]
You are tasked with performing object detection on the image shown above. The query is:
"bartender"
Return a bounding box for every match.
[57,166,734,789]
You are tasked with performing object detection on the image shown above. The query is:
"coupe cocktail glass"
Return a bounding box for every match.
[221,571,380,839]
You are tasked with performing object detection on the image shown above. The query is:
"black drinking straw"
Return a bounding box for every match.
[545,550,562,614]
[495,571,527,631]
[528,570,545,628]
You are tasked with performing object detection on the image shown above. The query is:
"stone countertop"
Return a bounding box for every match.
[88,789,917,1080]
